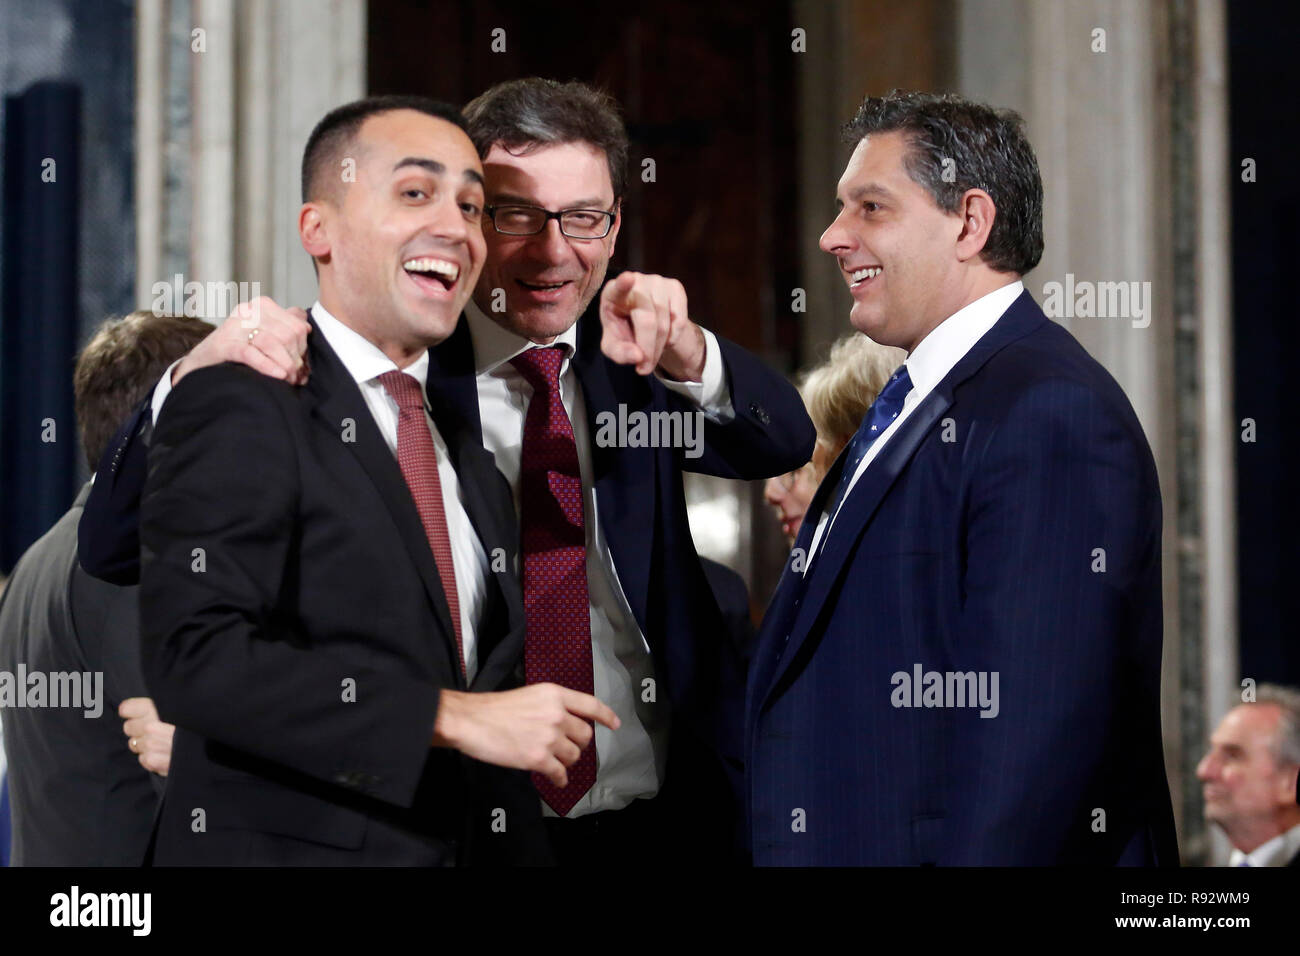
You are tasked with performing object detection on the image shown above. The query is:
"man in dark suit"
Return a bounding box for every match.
[0,310,209,865]
[137,96,616,866]
[82,80,814,865]
[747,91,1178,865]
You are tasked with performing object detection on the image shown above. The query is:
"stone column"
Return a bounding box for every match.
[134,0,365,312]
[956,0,1237,862]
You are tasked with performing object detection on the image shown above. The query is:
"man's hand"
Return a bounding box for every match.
[431,683,619,788]
[599,271,706,381]
[120,697,175,777]
[172,297,311,387]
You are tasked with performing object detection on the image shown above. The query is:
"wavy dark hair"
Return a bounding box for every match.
[843,90,1044,274]
[464,78,628,201]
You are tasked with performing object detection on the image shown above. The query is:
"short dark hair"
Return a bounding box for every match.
[842,90,1044,274]
[463,78,628,202]
[74,311,213,470]
[301,94,469,204]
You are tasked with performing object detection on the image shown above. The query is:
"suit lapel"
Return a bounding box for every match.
[746,473,830,727]
[425,313,528,688]
[425,381,522,687]
[425,317,483,442]
[753,290,1049,711]
[571,315,656,634]
[303,313,462,682]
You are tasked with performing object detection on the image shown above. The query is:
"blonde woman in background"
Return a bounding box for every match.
[764,334,906,545]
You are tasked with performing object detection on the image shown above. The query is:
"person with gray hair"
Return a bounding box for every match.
[1197,684,1300,866]
[765,333,906,546]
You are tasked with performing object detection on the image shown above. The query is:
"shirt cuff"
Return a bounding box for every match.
[150,360,182,426]
[656,327,734,423]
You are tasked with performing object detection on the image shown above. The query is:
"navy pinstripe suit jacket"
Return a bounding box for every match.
[747,290,1179,866]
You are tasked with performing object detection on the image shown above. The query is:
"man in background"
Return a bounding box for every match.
[764,333,905,547]
[1198,684,1300,866]
[0,310,207,865]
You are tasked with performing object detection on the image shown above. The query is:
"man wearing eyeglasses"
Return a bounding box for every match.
[79,78,814,866]
[446,79,815,865]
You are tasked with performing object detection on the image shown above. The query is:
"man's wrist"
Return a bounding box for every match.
[431,688,465,748]
[657,323,707,383]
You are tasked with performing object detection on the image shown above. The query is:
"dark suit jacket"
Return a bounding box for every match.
[138,316,548,866]
[747,290,1179,866]
[425,311,813,859]
[700,557,756,668]
[0,484,161,865]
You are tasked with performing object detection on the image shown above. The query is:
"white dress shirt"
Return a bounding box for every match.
[463,299,733,817]
[149,302,491,681]
[1228,821,1300,867]
[805,280,1024,566]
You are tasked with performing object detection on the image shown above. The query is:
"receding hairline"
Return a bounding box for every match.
[835,131,937,206]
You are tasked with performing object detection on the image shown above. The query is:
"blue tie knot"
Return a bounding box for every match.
[822,362,913,522]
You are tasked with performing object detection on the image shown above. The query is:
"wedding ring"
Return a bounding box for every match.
[129,737,138,752]
[247,327,260,344]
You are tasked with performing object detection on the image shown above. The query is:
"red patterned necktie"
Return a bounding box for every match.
[510,346,596,815]
[377,369,465,681]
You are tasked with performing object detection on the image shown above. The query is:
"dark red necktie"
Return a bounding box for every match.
[510,346,596,815]
[377,370,465,681]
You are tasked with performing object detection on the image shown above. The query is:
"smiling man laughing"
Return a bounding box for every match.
[136,97,622,866]
[747,90,1178,866]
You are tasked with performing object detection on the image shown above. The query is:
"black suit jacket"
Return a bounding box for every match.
[139,316,548,865]
[0,484,161,865]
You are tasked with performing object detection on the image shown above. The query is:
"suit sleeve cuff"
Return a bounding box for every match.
[657,328,735,423]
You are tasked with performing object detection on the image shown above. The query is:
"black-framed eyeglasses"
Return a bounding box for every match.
[485,204,616,239]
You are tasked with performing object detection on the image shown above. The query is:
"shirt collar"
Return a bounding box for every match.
[464,297,578,377]
[310,300,430,391]
[1228,820,1300,867]
[904,280,1024,395]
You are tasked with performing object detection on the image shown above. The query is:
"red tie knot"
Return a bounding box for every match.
[510,346,567,394]
[377,369,425,412]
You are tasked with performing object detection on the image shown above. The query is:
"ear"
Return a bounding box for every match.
[1276,765,1300,805]
[300,201,331,265]
[954,188,996,263]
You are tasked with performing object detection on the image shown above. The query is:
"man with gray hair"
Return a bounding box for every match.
[1197,684,1300,866]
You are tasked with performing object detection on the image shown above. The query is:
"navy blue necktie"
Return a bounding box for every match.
[822,363,913,526]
